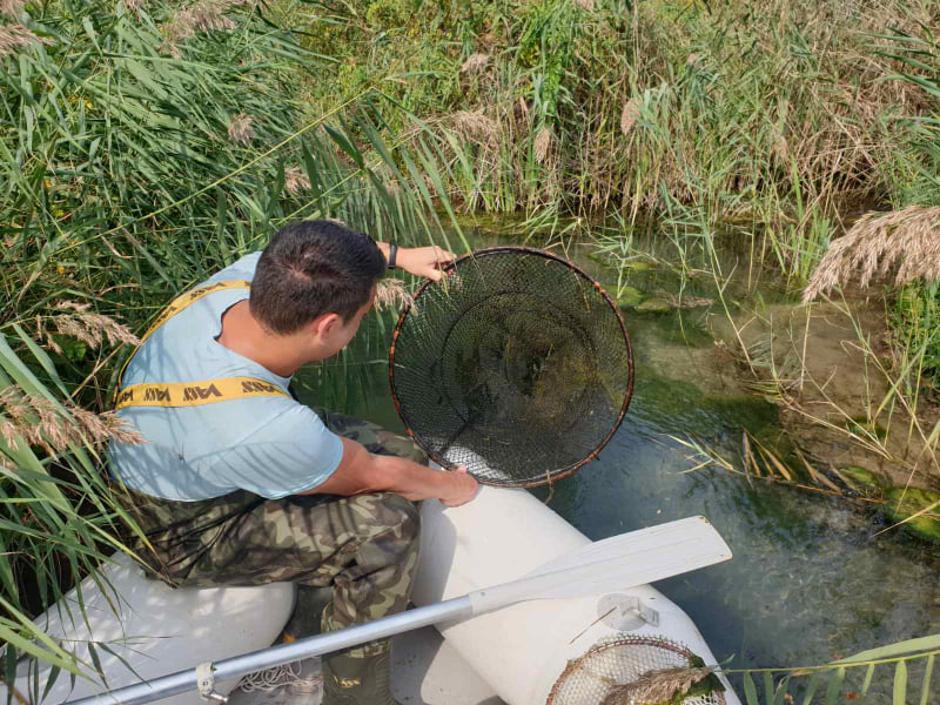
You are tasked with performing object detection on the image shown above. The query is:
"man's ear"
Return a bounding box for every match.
[310,312,342,339]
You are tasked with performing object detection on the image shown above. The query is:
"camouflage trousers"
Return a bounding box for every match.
[121,409,426,656]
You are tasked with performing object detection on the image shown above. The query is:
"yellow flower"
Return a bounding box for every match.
[56,265,66,275]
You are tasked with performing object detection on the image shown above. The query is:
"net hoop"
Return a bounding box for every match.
[546,635,726,705]
[388,246,634,488]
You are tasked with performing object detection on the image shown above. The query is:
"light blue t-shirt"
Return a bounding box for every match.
[108,253,344,501]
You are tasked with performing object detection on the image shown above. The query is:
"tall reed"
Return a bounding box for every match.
[0,0,465,687]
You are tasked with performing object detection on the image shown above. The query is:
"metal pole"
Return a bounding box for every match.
[63,596,474,705]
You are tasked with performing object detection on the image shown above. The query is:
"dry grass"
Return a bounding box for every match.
[0,23,50,58]
[227,112,254,146]
[0,388,143,455]
[602,666,715,705]
[804,206,940,301]
[460,53,490,75]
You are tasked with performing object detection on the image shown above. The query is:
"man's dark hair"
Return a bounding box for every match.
[250,220,386,334]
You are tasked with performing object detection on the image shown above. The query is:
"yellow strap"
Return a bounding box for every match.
[116,279,251,392]
[137,279,251,349]
[115,377,290,410]
[115,279,270,409]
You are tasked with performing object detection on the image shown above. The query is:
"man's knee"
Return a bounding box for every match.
[356,492,420,548]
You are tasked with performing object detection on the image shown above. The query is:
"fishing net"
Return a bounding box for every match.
[546,636,726,705]
[389,247,633,487]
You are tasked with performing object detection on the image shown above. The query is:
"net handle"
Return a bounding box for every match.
[387,246,635,489]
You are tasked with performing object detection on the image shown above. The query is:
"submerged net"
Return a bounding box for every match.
[546,636,726,705]
[389,247,633,487]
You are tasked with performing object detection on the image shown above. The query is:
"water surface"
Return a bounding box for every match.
[294,227,939,693]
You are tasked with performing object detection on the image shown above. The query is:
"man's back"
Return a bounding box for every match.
[109,252,342,501]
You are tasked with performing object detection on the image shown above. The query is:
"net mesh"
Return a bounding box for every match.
[546,636,726,705]
[389,247,633,487]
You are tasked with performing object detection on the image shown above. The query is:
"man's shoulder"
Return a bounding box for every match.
[202,251,262,286]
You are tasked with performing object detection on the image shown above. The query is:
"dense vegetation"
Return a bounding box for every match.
[0,0,937,701]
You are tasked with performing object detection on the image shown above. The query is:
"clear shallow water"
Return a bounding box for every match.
[295,229,939,687]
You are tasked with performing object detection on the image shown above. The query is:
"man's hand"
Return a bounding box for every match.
[396,246,456,281]
[307,438,479,506]
[439,466,479,507]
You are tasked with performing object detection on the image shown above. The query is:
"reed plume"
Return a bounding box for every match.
[375,278,414,313]
[0,23,50,58]
[803,206,940,301]
[41,301,139,354]
[161,0,254,57]
[0,1,25,18]
[620,97,640,137]
[0,388,143,456]
[534,126,553,164]
[452,110,498,145]
[284,166,311,195]
[123,0,148,19]
[228,113,254,146]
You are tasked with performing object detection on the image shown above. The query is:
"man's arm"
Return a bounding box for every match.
[376,243,455,282]
[303,438,478,507]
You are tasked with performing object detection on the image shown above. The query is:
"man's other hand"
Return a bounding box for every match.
[439,466,479,507]
[399,246,456,281]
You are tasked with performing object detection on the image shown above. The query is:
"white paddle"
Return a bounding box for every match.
[65,515,731,705]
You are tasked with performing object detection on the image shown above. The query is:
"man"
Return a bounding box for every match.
[109,220,479,705]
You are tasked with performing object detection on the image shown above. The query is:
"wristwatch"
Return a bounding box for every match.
[387,242,399,270]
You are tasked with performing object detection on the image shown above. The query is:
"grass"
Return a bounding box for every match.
[0,0,467,692]
[281,0,931,252]
[0,0,938,696]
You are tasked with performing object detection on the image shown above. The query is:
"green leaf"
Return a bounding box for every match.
[862,664,876,697]
[764,672,776,705]
[893,660,908,705]
[919,654,934,705]
[800,672,822,705]
[744,672,759,705]
[837,635,940,664]
[823,667,845,705]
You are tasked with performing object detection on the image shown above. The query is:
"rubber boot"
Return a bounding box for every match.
[321,648,399,705]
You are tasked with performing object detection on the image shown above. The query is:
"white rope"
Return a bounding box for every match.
[237,661,323,693]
